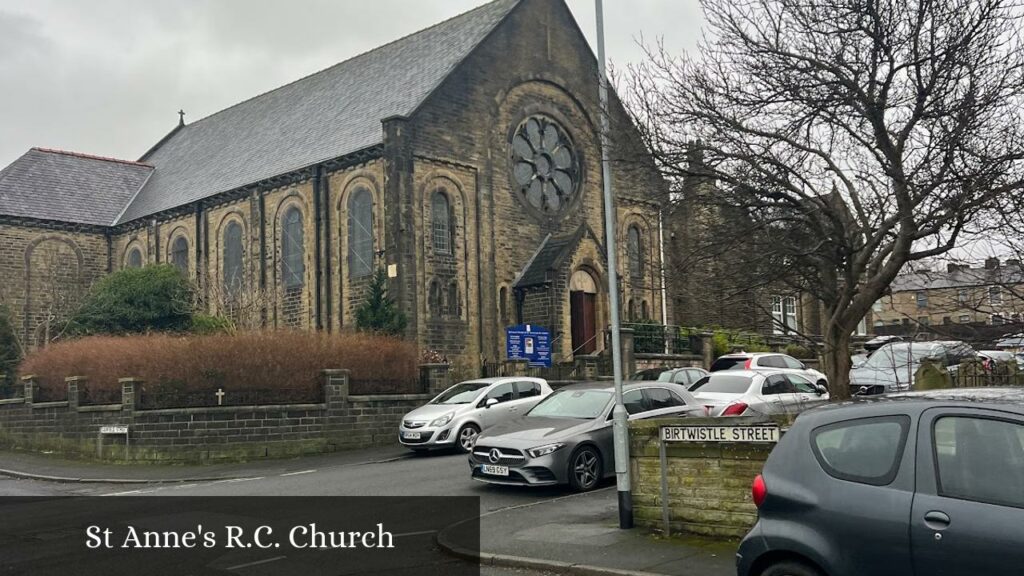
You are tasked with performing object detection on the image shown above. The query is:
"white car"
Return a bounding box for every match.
[399,377,552,453]
[709,352,827,386]
[691,369,829,417]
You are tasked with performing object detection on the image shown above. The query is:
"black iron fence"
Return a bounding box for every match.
[481,361,585,381]
[625,323,694,354]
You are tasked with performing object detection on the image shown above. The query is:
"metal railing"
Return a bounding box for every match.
[624,323,694,355]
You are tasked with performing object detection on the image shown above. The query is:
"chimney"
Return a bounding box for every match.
[1007,259,1021,268]
[947,263,960,273]
[985,257,1000,270]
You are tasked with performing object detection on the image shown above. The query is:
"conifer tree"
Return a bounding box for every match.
[355,268,408,336]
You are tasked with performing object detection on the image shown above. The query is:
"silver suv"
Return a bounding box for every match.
[399,377,552,453]
[849,341,976,395]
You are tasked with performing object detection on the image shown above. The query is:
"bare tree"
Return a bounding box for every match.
[623,0,1024,397]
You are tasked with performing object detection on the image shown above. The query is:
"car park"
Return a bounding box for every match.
[470,381,704,491]
[849,341,976,396]
[399,377,552,453]
[691,370,829,417]
[737,387,1024,576]
[710,353,827,386]
[632,366,710,389]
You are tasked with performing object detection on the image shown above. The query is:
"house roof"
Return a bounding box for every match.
[891,265,1024,292]
[515,224,602,288]
[115,0,520,224]
[0,148,152,226]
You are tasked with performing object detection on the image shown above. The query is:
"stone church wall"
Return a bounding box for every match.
[0,222,109,349]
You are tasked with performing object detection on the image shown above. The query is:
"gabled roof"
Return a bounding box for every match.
[0,148,152,227]
[891,265,1024,292]
[515,224,603,288]
[116,0,520,224]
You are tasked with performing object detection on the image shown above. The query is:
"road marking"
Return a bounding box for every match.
[280,469,316,477]
[228,477,264,482]
[225,555,287,571]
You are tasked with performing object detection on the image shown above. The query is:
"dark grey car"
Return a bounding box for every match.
[470,381,705,491]
[737,388,1024,576]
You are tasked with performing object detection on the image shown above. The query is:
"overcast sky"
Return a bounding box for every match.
[0,0,703,169]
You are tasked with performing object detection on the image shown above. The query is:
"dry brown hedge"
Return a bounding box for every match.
[20,331,420,400]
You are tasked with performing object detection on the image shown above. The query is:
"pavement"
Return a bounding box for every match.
[0,446,737,576]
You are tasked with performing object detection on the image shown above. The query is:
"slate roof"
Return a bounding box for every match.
[0,148,152,226]
[891,265,1024,292]
[515,225,602,288]
[116,0,520,224]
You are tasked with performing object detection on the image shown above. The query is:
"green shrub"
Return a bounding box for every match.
[72,265,193,335]
[191,313,234,335]
[785,344,816,359]
[0,304,20,383]
[355,268,407,336]
[712,329,771,357]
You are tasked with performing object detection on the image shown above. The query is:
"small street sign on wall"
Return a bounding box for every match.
[661,425,780,443]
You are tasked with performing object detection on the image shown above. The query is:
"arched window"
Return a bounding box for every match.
[641,300,649,320]
[223,221,245,296]
[499,287,509,325]
[627,226,642,281]
[432,191,452,255]
[428,279,441,317]
[126,247,143,269]
[281,207,305,288]
[171,237,189,273]
[348,188,374,278]
[448,280,460,318]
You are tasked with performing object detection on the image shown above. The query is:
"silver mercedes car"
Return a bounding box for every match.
[399,377,552,453]
[469,381,705,491]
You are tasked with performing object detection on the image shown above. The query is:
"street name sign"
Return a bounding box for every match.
[100,425,128,435]
[661,425,779,443]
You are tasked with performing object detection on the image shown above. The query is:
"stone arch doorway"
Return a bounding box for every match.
[570,269,598,355]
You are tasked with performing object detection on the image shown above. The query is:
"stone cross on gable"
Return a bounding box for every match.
[178,109,186,126]
[215,388,225,406]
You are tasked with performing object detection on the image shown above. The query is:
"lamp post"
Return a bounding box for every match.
[595,0,632,529]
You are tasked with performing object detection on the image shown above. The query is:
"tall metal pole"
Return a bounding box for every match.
[595,0,632,530]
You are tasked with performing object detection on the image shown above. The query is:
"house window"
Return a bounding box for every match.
[447,281,460,318]
[627,226,643,281]
[281,207,305,288]
[943,317,952,325]
[917,316,930,326]
[874,320,884,329]
[958,288,969,305]
[856,317,867,335]
[428,279,441,318]
[873,300,883,312]
[223,221,245,296]
[126,247,143,269]
[959,314,970,323]
[348,188,374,278]
[772,296,798,334]
[170,237,189,273]
[992,314,1005,325]
[916,291,928,308]
[432,192,452,255]
[990,286,1002,305]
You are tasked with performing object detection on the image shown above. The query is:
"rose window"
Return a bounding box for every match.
[511,116,579,214]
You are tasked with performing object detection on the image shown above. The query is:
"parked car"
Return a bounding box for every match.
[399,377,552,453]
[863,334,904,353]
[469,381,704,491]
[737,388,1024,576]
[691,370,829,417]
[978,350,1017,371]
[850,353,870,369]
[710,353,827,386]
[849,341,976,396]
[632,366,710,389]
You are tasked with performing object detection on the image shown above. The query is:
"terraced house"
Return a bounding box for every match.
[0,0,668,375]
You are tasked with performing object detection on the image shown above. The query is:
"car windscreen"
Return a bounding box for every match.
[526,389,613,419]
[689,374,753,394]
[709,357,747,371]
[863,345,937,370]
[431,382,488,404]
[656,371,675,382]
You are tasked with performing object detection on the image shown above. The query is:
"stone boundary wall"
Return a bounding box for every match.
[630,416,791,539]
[0,365,450,463]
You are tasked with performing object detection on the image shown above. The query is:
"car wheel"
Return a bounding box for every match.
[457,424,480,453]
[568,446,602,492]
[758,560,824,576]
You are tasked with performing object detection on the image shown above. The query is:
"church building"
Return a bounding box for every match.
[0,0,668,375]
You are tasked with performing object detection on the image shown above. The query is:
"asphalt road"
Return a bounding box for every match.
[0,446,596,576]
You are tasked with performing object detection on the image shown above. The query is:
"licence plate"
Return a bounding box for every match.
[402,431,421,440]
[481,464,509,476]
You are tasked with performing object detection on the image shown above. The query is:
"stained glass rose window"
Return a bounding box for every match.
[511,115,579,214]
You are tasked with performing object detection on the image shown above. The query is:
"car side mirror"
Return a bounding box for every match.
[814,385,827,396]
[485,398,499,409]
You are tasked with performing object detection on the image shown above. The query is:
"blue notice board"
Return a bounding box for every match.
[506,324,552,367]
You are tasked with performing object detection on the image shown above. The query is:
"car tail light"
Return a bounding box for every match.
[722,402,748,416]
[752,474,767,508]
[744,358,753,369]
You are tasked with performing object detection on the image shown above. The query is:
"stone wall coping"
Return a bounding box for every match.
[32,401,69,409]
[65,376,88,383]
[20,375,36,382]
[138,403,326,416]
[77,404,122,413]
[0,398,25,406]
[349,393,434,402]
[118,377,143,383]
[634,353,703,360]
[419,363,450,368]
[321,369,350,376]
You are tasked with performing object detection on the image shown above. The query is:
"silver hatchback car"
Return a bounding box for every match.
[399,377,552,453]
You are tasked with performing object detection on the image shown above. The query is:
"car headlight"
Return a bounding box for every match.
[430,412,455,427]
[527,443,566,458]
